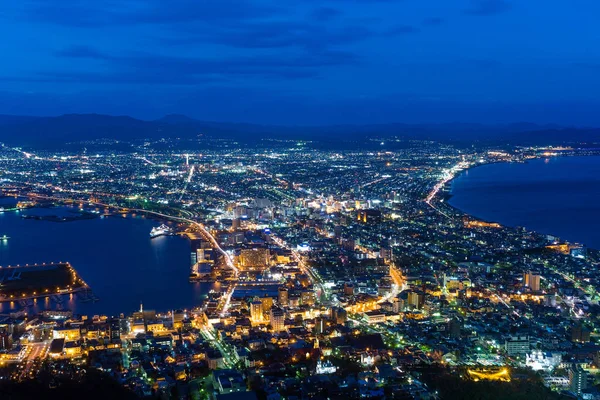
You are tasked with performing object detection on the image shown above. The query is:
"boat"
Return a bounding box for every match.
[0,235,9,240]
[150,224,173,238]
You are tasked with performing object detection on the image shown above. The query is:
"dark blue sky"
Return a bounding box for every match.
[2,0,600,125]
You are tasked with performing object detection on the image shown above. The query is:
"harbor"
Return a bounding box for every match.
[0,262,90,302]
[0,203,209,315]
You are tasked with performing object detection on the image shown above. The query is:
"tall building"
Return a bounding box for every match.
[392,297,404,313]
[108,318,121,341]
[357,209,382,224]
[571,324,591,343]
[407,291,424,310]
[447,318,462,339]
[260,296,274,313]
[315,317,325,334]
[332,307,347,325]
[250,300,264,323]
[569,364,587,395]
[505,336,530,357]
[0,330,12,350]
[270,307,285,332]
[524,271,541,292]
[278,287,289,306]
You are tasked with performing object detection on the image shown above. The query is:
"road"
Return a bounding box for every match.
[269,234,329,303]
[20,341,49,379]
[378,263,405,304]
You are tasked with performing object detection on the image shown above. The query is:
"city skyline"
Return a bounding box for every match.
[2,1,600,399]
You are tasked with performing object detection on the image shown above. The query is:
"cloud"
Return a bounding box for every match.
[45,46,360,85]
[21,0,280,27]
[464,0,512,16]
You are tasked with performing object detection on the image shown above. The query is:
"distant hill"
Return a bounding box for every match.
[0,113,598,148]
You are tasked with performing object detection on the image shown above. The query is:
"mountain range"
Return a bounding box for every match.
[0,113,598,148]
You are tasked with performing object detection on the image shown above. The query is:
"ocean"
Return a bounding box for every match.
[449,155,600,249]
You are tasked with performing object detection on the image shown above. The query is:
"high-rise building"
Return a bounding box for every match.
[300,290,315,306]
[407,291,424,310]
[278,287,289,306]
[571,324,591,343]
[569,364,587,395]
[524,271,541,292]
[505,336,530,356]
[269,307,285,332]
[108,318,121,341]
[260,296,273,313]
[250,300,264,323]
[315,317,325,334]
[344,283,355,296]
[0,330,12,350]
[392,297,403,313]
[357,209,382,224]
[331,307,347,325]
[448,318,462,339]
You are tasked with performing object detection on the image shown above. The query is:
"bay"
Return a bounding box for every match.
[449,155,600,249]
[0,202,210,316]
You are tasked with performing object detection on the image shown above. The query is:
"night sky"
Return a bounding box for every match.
[2,0,599,125]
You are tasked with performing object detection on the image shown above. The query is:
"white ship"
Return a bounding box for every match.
[150,224,172,238]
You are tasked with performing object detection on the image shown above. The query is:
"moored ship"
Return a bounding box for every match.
[150,224,172,238]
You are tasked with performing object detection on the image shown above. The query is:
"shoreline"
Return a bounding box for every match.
[0,201,199,315]
[440,154,600,250]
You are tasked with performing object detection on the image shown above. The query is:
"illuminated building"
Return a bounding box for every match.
[64,341,82,358]
[357,209,382,224]
[52,327,81,341]
[260,296,273,313]
[570,246,586,259]
[278,287,288,306]
[523,271,541,292]
[407,291,424,310]
[238,248,270,271]
[300,290,315,306]
[109,318,121,341]
[250,300,264,323]
[316,359,337,374]
[269,307,285,332]
[569,364,587,395]
[332,307,347,325]
[466,368,510,382]
[146,321,166,333]
[364,311,385,324]
[314,317,325,334]
[505,336,530,356]
[0,330,12,350]
[344,283,355,296]
[173,309,185,330]
[525,350,562,371]
[392,297,403,313]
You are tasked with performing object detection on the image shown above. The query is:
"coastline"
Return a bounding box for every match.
[440,154,600,250]
[0,200,200,315]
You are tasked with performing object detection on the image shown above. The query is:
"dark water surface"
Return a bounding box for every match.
[0,202,209,316]
[449,156,600,249]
